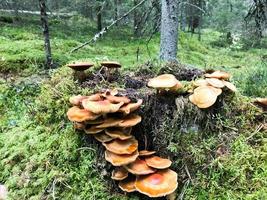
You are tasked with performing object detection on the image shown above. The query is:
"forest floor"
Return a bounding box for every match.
[0,16,267,200]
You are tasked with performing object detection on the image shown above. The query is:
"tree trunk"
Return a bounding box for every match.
[39,0,53,68]
[114,0,119,26]
[97,5,102,31]
[133,0,139,36]
[159,0,179,62]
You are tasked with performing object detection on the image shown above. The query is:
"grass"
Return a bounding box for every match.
[0,15,267,199]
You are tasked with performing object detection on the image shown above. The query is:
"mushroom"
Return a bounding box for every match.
[135,169,178,198]
[206,78,225,88]
[69,95,88,106]
[105,150,139,166]
[139,150,156,157]
[100,61,121,82]
[189,86,222,108]
[103,138,138,155]
[222,80,237,92]
[67,62,94,82]
[111,167,129,181]
[82,99,124,114]
[124,158,156,175]
[118,114,142,128]
[84,118,105,125]
[254,98,267,110]
[96,118,123,128]
[105,127,132,140]
[67,106,100,122]
[73,122,85,130]
[145,156,172,169]
[84,126,105,134]
[94,132,114,143]
[118,99,143,115]
[204,70,231,80]
[118,176,136,193]
[193,79,209,87]
[147,74,182,93]
[105,94,131,104]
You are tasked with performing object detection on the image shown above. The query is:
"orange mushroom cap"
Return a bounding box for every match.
[139,150,156,157]
[67,62,94,71]
[82,99,124,114]
[148,74,180,89]
[100,61,121,68]
[124,158,156,175]
[111,167,129,181]
[96,118,123,128]
[204,70,231,80]
[87,93,103,101]
[206,78,225,88]
[69,95,88,106]
[94,132,114,143]
[118,176,136,193]
[135,169,178,198]
[105,150,139,166]
[67,106,100,122]
[118,114,142,128]
[105,95,131,104]
[105,127,132,140]
[145,156,172,169]
[103,138,138,155]
[193,79,209,87]
[84,118,105,125]
[222,80,237,92]
[84,126,104,134]
[118,99,143,115]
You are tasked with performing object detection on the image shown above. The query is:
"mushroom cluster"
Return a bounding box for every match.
[190,70,237,108]
[66,90,178,198]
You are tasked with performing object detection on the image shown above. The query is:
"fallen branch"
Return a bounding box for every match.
[70,0,147,53]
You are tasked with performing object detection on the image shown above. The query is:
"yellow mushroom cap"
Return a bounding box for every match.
[105,127,132,140]
[94,132,114,143]
[100,61,121,68]
[69,95,88,106]
[193,79,209,87]
[206,78,225,88]
[135,169,178,198]
[82,99,124,114]
[67,106,100,122]
[96,118,123,128]
[118,99,143,115]
[111,167,129,181]
[148,74,179,89]
[105,150,139,166]
[204,70,231,80]
[84,126,105,134]
[139,150,156,157]
[103,138,138,155]
[124,158,156,175]
[222,80,237,92]
[118,176,136,192]
[118,114,142,128]
[189,86,221,108]
[145,156,172,169]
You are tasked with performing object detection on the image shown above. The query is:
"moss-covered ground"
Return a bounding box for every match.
[0,16,266,199]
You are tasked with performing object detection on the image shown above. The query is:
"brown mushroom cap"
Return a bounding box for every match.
[96,118,123,128]
[222,80,237,92]
[124,158,156,175]
[67,106,100,122]
[118,99,143,115]
[100,61,121,68]
[73,122,85,130]
[118,176,136,192]
[169,82,183,91]
[103,138,138,155]
[105,127,132,140]
[206,78,225,88]
[67,62,94,71]
[135,169,178,198]
[82,99,124,114]
[189,86,221,108]
[204,70,231,80]
[139,150,156,157]
[105,95,131,104]
[84,118,105,125]
[94,132,114,143]
[84,126,105,134]
[254,98,267,110]
[148,74,179,89]
[111,167,129,181]
[118,114,142,128]
[69,95,88,106]
[145,156,172,169]
[105,150,139,166]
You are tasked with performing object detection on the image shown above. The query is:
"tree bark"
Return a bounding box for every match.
[159,0,179,62]
[39,0,53,68]
[97,5,102,31]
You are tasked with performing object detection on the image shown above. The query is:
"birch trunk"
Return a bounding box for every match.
[159,0,179,62]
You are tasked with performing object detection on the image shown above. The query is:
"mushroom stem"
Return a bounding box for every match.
[74,71,86,82]
[106,68,112,82]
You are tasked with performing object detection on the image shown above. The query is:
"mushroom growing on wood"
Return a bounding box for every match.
[222,80,237,92]
[94,132,114,143]
[204,70,231,80]
[67,106,100,122]
[105,127,132,140]
[118,99,143,115]
[139,150,156,157]
[84,126,105,134]
[100,61,121,82]
[96,118,123,128]
[135,169,178,198]
[124,158,156,175]
[118,176,136,193]
[67,62,94,82]
[69,95,88,106]
[111,167,129,181]
[206,78,225,88]
[105,150,139,166]
[254,98,267,111]
[145,156,172,169]
[118,114,142,128]
[103,138,138,155]
[82,99,124,114]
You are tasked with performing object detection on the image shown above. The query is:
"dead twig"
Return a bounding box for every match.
[246,124,264,141]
